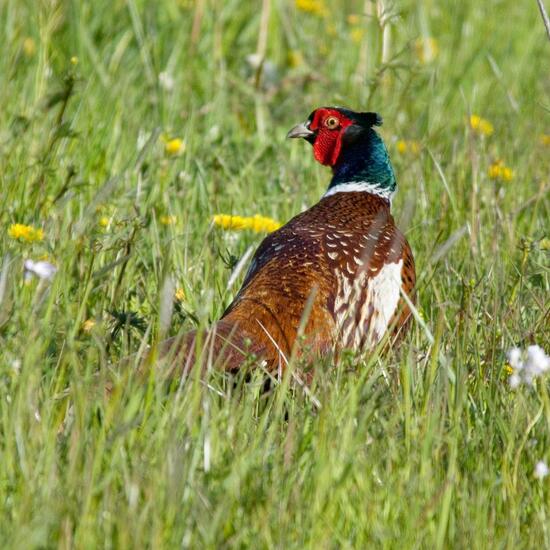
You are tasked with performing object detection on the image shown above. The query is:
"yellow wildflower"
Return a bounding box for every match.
[23,37,36,57]
[82,319,96,332]
[540,134,550,146]
[288,50,304,68]
[8,224,44,243]
[469,114,494,137]
[70,56,78,65]
[415,37,439,64]
[504,363,514,375]
[160,215,177,226]
[175,288,186,302]
[325,23,337,37]
[396,140,422,155]
[295,0,328,17]
[396,141,407,154]
[99,216,110,228]
[213,214,281,233]
[347,14,360,25]
[163,137,185,156]
[488,160,514,182]
[350,28,364,44]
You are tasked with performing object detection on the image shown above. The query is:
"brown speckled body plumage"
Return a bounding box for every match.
[160,191,415,375]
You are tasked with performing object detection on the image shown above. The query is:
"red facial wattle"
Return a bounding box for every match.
[308,109,354,167]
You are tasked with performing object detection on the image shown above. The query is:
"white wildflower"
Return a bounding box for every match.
[527,346,550,376]
[24,259,57,281]
[158,71,174,91]
[507,345,550,388]
[206,125,220,143]
[534,461,549,480]
[508,373,521,389]
[507,347,522,369]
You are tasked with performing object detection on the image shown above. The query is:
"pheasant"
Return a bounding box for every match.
[157,107,416,376]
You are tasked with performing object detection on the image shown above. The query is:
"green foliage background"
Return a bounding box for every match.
[0,0,549,547]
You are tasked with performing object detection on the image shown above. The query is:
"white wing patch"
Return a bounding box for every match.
[368,259,403,343]
[334,259,403,351]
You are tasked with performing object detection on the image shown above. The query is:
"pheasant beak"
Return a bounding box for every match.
[286,122,315,140]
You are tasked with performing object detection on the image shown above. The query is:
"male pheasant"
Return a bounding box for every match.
[158,107,416,376]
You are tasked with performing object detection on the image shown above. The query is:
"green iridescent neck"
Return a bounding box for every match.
[327,128,396,200]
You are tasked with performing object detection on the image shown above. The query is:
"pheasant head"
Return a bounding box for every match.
[287,107,396,201]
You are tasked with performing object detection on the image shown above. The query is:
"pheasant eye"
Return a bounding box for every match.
[324,116,340,129]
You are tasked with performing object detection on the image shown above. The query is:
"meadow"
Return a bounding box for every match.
[1,0,549,547]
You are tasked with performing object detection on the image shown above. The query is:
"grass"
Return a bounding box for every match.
[1,0,549,547]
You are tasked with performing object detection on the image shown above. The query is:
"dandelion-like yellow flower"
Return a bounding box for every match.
[396,140,422,155]
[99,216,110,228]
[295,0,328,17]
[160,215,177,226]
[82,319,96,332]
[175,288,186,302]
[288,50,304,68]
[8,224,44,243]
[469,114,494,137]
[163,137,185,156]
[504,363,514,375]
[350,28,364,44]
[70,56,78,65]
[488,160,514,182]
[325,23,337,37]
[23,37,36,57]
[213,214,281,234]
[540,134,550,147]
[415,37,439,64]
